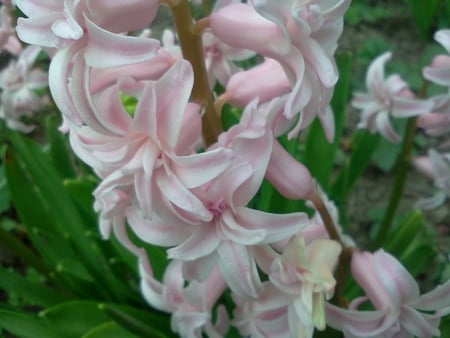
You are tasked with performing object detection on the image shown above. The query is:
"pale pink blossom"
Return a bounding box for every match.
[164,100,309,298]
[202,29,255,88]
[233,237,341,338]
[140,261,229,338]
[423,29,450,87]
[0,45,48,132]
[417,94,450,136]
[0,6,22,55]
[70,61,233,235]
[219,58,291,108]
[266,137,314,201]
[352,52,433,143]
[126,99,309,299]
[232,282,291,338]
[16,0,160,124]
[413,149,450,209]
[210,0,350,140]
[326,249,450,338]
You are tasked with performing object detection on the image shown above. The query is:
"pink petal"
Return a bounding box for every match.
[48,42,83,125]
[83,15,160,68]
[167,224,220,260]
[217,241,262,298]
[218,209,266,245]
[236,207,309,243]
[181,255,219,282]
[373,250,420,305]
[155,170,212,222]
[400,307,440,337]
[434,29,450,54]
[411,279,450,311]
[170,148,234,189]
[375,110,400,143]
[85,0,159,33]
[265,139,314,200]
[366,52,391,98]
[391,97,433,118]
[131,81,158,137]
[325,303,394,338]
[154,60,194,149]
[16,14,62,47]
[210,3,289,56]
[126,209,189,246]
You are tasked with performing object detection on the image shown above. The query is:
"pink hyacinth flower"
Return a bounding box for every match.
[16,0,160,124]
[352,52,433,143]
[417,94,450,136]
[233,237,341,338]
[413,149,450,209]
[71,60,234,235]
[140,261,229,338]
[210,0,350,140]
[326,249,450,338]
[0,45,48,132]
[423,29,450,87]
[0,6,22,55]
[163,100,310,299]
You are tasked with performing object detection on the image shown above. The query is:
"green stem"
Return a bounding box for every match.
[371,81,429,250]
[163,0,222,147]
[331,247,353,308]
[371,117,417,249]
[310,192,344,247]
[309,191,351,308]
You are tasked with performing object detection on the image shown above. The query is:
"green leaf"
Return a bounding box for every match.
[63,176,98,226]
[383,210,424,257]
[0,310,60,338]
[440,315,450,338]
[401,245,437,277]
[331,131,380,202]
[82,322,138,338]
[371,136,402,172]
[100,304,172,338]
[0,266,69,308]
[33,227,93,281]
[40,301,110,338]
[405,0,440,40]
[5,131,133,303]
[45,116,77,179]
[0,165,10,213]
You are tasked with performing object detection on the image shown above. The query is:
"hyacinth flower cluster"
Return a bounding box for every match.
[8,0,450,337]
[0,0,49,132]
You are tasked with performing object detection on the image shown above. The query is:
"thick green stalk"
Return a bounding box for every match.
[370,117,418,249]
[371,81,428,250]
[310,192,344,247]
[163,0,222,146]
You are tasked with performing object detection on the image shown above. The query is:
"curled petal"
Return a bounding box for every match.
[366,52,391,98]
[375,110,400,143]
[168,225,221,261]
[83,15,159,68]
[236,207,309,243]
[217,241,262,298]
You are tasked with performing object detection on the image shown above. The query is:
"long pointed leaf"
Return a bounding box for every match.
[40,301,110,338]
[0,310,60,338]
[0,266,69,308]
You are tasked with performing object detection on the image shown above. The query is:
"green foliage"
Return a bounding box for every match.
[344,1,392,26]
[405,0,440,40]
[0,129,173,337]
